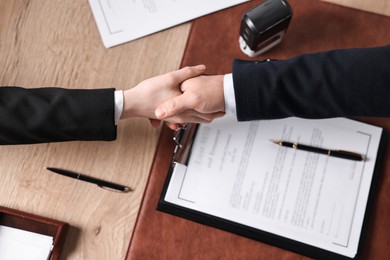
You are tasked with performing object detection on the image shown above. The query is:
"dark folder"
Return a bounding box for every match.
[157,119,386,260]
[126,0,390,259]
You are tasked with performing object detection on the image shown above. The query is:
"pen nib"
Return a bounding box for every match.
[270,139,282,145]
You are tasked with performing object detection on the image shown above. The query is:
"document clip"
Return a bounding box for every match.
[171,124,199,171]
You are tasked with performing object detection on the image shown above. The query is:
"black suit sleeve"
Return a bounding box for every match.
[0,87,117,144]
[232,44,390,121]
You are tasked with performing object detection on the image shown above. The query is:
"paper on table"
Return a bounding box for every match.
[88,0,248,48]
[164,116,382,258]
[0,225,53,260]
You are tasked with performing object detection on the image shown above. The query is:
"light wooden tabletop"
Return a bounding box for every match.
[0,1,388,259]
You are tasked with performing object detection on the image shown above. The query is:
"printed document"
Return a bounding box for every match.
[89,0,248,48]
[164,116,383,258]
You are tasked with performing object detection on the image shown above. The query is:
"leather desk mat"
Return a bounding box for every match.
[127,0,390,259]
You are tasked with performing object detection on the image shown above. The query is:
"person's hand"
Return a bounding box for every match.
[155,74,226,130]
[120,65,206,126]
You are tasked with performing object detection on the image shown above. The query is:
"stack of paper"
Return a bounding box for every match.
[163,116,383,259]
[0,225,54,260]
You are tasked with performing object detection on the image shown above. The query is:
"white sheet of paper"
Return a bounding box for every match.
[0,225,53,260]
[164,116,383,258]
[88,0,248,48]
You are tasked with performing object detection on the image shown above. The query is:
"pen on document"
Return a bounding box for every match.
[47,167,132,192]
[270,140,365,161]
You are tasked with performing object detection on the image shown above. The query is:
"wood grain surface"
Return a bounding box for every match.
[0,1,190,259]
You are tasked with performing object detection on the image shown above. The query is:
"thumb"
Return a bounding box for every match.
[155,95,189,119]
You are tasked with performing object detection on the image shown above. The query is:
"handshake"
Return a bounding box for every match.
[121,65,226,130]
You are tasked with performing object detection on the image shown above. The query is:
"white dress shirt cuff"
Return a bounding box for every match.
[223,73,237,116]
[114,90,124,125]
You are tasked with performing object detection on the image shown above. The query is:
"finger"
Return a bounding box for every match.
[176,111,226,122]
[164,122,181,131]
[165,115,214,125]
[162,110,225,125]
[213,111,226,119]
[155,94,193,119]
[171,65,206,83]
[149,119,161,128]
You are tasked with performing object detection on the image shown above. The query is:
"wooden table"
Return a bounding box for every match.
[0,1,388,259]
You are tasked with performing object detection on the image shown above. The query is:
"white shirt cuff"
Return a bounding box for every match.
[223,73,237,116]
[114,90,124,125]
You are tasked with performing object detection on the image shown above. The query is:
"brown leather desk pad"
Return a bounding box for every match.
[127,0,390,259]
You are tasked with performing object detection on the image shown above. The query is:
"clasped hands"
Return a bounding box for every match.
[121,65,226,130]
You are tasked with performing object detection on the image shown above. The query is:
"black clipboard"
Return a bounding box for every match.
[157,120,387,260]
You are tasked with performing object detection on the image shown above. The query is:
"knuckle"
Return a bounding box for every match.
[183,66,192,74]
[166,100,177,112]
[165,74,176,84]
[189,93,202,107]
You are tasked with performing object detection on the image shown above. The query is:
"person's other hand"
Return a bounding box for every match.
[120,65,206,125]
[155,74,226,130]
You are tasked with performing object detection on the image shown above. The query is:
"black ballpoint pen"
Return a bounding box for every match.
[271,140,365,161]
[47,167,132,192]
